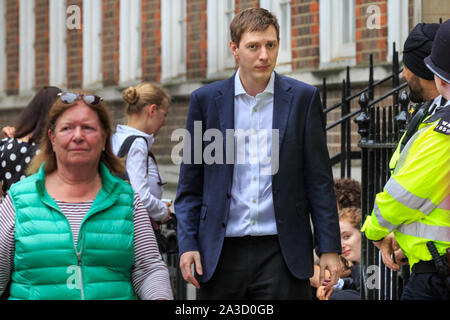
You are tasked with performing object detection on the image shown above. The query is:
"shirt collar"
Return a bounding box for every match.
[115,124,155,146]
[234,69,275,97]
[431,95,450,112]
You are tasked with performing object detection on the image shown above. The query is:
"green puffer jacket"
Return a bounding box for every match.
[8,162,137,300]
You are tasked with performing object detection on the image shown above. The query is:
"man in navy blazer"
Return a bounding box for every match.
[175,8,341,300]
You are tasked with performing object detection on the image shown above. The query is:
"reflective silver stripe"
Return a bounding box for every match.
[394,127,429,174]
[384,178,437,215]
[398,222,450,242]
[374,202,398,232]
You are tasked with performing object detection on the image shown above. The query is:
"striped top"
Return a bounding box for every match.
[0,193,174,300]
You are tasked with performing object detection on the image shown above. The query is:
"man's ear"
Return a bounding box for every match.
[230,40,239,60]
[436,75,449,88]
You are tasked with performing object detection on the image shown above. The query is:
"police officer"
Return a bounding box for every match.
[361,19,450,300]
[402,23,440,105]
[390,23,441,169]
[376,23,442,270]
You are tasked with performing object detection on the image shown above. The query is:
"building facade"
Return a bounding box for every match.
[0,0,449,160]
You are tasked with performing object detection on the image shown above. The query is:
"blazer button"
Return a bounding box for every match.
[226,193,231,199]
[222,223,226,228]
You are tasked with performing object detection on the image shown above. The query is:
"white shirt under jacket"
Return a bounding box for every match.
[226,70,278,237]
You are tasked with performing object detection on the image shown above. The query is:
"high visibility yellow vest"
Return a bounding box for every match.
[362,106,450,270]
[389,99,436,171]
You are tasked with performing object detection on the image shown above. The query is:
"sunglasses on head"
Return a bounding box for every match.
[58,92,103,105]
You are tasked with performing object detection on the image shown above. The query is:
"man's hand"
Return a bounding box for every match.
[316,285,334,300]
[179,251,203,289]
[374,233,407,271]
[319,252,340,290]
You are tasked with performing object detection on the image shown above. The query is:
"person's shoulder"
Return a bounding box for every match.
[434,105,450,135]
[8,171,40,195]
[1,137,21,150]
[109,171,136,194]
[425,105,450,137]
[277,74,318,94]
[192,77,233,98]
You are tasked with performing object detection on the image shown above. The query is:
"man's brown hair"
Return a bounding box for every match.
[230,7,280,47]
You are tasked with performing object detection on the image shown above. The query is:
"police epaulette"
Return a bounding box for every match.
[433,107,450,135]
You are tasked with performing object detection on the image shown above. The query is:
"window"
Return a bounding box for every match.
[120,0,142,85]
[83,0,102,88]
[387,0,409,62]
[260,0,292,72]
[320,0,356,66]
[0,0,5,95]
[49,0,67,88]
[161,0,187,81]
[207,0,235,77]
[19,0,35,94]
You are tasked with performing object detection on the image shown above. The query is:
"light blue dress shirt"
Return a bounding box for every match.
[226,70,278,237]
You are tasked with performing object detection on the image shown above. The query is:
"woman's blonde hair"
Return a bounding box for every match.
[338,206,362,230]
[27,90,125,175]
[122,82,170,115]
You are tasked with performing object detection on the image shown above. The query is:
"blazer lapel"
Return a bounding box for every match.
[216,75,235,193]
[273,73,293,150]
[216,74,235,138]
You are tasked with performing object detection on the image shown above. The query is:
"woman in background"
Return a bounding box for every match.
[0,91,173,299]
[111,83,171,224]
[316,207,362,300]
[0,86,61,196]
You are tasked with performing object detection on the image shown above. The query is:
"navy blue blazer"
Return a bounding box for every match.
[174,72,341,282]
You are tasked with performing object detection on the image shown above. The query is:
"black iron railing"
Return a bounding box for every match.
[321,43,407,179]
[355,90,411,300]
[320,42,415,300]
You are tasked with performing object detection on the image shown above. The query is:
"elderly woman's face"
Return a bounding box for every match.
[49,102,106,169]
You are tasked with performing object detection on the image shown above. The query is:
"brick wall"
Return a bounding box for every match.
[291,0,320,70]
[67,0,83,88]
[235,0,258,13]
[6,0,19,95]
[355,0,388,64]
[142,0,161,82]
[421,0,450,23]
[35,0,50,89]
[102,0,120,86]
[186,0,207,80]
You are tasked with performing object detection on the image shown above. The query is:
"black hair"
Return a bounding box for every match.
[14,86,62,142]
